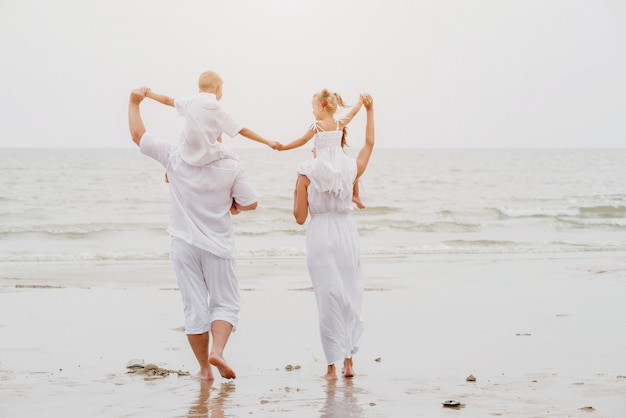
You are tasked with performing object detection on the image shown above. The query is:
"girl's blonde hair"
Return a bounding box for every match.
[313,89,348,116]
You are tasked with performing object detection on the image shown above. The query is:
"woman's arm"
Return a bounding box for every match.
[356,94,374,179]
[293,174,310,225]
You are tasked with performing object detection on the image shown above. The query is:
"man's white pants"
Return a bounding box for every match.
[170,237,240,334]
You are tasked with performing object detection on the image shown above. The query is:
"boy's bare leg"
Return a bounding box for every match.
[322,364,338,381]
[342,357,354,378]
[209,320,236,379]
[187,332,215,380]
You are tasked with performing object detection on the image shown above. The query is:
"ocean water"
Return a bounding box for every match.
[1,147,626,263]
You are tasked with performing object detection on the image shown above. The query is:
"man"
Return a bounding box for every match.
[128,87,258,380]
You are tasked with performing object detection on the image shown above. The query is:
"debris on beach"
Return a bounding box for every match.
[126,359,145,369]
[126,359,189,379]
[466,374,476,382]
[442,400,461,408]
[15,284,63,289]
[579,406,595,412]
[284,364,301,371]
[515,333,532,336]
[374,357,382,362]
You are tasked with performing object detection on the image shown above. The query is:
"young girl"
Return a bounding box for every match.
[277,89,365,208]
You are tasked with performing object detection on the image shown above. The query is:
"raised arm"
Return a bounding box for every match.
[338,95,364,129]
[128,88,147,146]
[146,89,175,107]
[277,128,316,151]
[356,94,374,178]
[238,127,279,150]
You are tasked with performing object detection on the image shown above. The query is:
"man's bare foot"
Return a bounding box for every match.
[209,354,236,379]
[352,196,365,209]
[191,366,215,381]
[322,364,338,381]
[342,358,354,378]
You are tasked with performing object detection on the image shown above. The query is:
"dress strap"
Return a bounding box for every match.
[310,120,325,133]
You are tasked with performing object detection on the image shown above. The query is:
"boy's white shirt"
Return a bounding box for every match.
[175,93,243,166]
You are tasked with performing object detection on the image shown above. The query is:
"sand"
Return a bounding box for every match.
[1,253,625,417]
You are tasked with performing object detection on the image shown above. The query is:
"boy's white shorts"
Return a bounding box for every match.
[170,237,240,334]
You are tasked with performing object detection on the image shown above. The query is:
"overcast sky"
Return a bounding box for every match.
[1,0,624,149]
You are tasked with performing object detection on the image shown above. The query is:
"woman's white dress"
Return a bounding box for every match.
[297,125,364,366]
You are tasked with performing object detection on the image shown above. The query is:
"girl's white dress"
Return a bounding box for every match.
[297,124,364,366]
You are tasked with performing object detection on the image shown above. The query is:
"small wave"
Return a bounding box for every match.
[235,226,306,236]
[487,205,626,220]
[554,218,626,230]
[356,219,480,233]
[354,205,402,215]
[238,247,306,258]
[579,205,626,219]
[0,251,171,263]
[438,207,506,221]
[443,239,519,248]
[361,240,625,256]
[0,223,166,238]
[490,207,578,219]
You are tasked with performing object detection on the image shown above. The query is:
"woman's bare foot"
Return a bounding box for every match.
[322,364,338,381]
[191,366,215,381]
[342,358,354,378]
[209,354,236,379]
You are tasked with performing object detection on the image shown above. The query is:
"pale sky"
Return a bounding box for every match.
[1,0,625,149]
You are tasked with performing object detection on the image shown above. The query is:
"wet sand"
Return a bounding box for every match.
[1,253,625,417]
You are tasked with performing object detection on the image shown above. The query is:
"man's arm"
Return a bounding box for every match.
[128,88,147,146]
[145,89,175,107]
[234,200,257,210]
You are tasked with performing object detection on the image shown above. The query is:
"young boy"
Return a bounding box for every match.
[145,70,277,166]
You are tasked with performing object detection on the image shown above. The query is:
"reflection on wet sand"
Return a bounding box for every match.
[319,379,364,418]
[187,380,235,418]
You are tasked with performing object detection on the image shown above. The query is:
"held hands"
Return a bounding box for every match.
[130,87,148,104]
[361,93,373,110]
[267,141,280,150]
[230,199,241,215]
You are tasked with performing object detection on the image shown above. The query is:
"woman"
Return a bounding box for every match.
[293,94,375,380]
